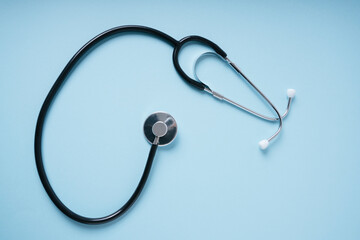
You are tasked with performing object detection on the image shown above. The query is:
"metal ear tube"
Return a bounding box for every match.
[193,52,296,150]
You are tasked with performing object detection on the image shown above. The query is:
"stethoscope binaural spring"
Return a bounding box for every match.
[34,25,296,225]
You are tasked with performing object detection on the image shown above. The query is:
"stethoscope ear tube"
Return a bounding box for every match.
[191,52,296,149]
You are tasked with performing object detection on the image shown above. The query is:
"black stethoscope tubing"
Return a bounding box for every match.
[34,25,227,224]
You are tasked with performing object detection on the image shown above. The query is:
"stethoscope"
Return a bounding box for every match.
[35,25,296,224]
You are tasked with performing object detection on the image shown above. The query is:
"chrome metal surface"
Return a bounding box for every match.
[144,112,177,146]
[152,121,168,137]
[193,51,294,143]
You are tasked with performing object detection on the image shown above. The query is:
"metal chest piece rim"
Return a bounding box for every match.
[143,112,177,146]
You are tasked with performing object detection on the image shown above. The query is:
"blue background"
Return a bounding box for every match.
[1,0,360,239]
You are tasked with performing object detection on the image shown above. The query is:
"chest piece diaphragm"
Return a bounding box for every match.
[144,112,177,146]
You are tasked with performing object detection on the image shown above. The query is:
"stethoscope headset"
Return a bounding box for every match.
[35,25,296,224]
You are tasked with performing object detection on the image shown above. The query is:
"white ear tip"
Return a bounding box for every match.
[259,139,269,150]
[287,89,296,98]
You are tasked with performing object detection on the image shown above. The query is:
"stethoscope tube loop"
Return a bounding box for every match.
[172,35,227,90]
[35,25,178,224]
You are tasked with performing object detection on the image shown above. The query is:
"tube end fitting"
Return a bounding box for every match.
[259,139,269,150]
[287,89,296,98]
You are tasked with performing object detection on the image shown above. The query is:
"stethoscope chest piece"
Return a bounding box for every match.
[144,112,177,146]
